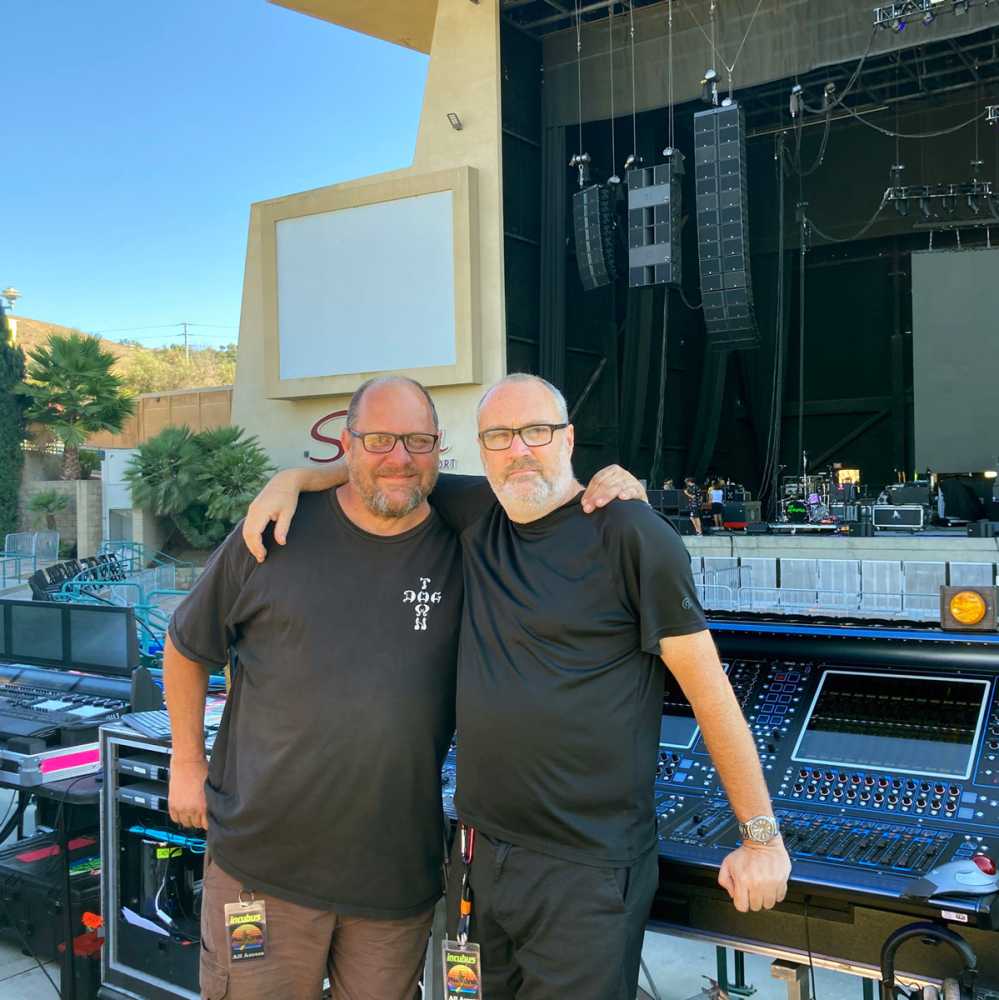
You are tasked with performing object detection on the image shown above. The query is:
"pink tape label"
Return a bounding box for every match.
[39,748,101,774]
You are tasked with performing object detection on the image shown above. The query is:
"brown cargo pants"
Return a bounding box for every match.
[199,854,435,1000]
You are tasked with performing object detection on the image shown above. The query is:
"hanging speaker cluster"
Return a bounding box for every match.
[572,184,618,291]
[627,151,684,288]
[694,102,760,351]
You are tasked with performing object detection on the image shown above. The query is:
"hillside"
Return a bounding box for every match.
[9,315,134,362]
[8,316,236,394]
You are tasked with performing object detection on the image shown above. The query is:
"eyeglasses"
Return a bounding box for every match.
[349,430,439,454]
[478,423,568,451]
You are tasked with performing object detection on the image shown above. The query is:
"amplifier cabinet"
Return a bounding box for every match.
[723,501,761,525]
[873,504,924,530]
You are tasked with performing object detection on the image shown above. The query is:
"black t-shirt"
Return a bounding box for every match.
[429,478,707,866]
[168,490,463,918]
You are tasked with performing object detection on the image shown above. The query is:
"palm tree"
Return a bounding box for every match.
[19,333,135,480]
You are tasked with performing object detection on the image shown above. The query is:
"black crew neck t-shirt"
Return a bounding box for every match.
[429,479,707,866]
[168,490,463,918]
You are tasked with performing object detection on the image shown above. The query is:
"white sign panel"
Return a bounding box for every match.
[276,191,456,380]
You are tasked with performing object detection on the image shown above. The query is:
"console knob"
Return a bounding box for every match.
[972,855,997,876]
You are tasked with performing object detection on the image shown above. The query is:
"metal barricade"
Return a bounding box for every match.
[950,562,996,586]
[902,561,948,620]
[817,559,861,611]
[778,559,819,611]
[861,561,903,613]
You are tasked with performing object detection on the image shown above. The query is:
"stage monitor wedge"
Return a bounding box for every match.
[627,152,684,288]
[694,103,760,351]
[573,184,618,292]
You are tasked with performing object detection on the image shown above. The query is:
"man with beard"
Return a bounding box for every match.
[244,373,790,1000]
[166,376,459,1000]
[168,375,642,1000]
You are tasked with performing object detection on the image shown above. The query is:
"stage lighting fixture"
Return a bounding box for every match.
[953,0,968,13]
[789,84,803,119]
[701,68,719,106]
[823,82,837,109]
[922,9,935,22]
[919,196,931,219]
[989,105,999,126]
[447,112,463,130]
[985,470,998,479]
[891,16,907,30]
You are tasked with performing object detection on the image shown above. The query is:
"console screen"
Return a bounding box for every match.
[660,671,698,749]
[792,670,990,779]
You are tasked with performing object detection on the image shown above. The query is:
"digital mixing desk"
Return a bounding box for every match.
[441,618,999,983]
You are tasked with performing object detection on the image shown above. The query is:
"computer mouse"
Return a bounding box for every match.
[904,856,999,899]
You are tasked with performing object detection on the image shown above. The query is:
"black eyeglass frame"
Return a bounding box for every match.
[477,423,569,451]
[348,430,440,454]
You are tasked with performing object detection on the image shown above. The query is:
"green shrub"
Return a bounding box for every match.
[26,489,70,530]
[124,425,274,550]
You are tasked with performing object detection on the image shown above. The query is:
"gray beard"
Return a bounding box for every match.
[493,463,574,512]
[363,483,423,519]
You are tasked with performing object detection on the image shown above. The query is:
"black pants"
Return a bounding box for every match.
[446,832,658,1000]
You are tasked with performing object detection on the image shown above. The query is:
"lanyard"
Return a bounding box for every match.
[457,824,475,945]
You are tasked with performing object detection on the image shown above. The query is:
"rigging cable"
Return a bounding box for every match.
[628,0,638,164]
[608,2,617,175]
[575,0,584,159]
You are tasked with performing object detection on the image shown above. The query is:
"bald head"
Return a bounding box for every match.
[477,373,568,426]
[347,376,439,433]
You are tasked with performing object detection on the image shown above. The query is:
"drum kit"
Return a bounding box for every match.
[780,475,835,525]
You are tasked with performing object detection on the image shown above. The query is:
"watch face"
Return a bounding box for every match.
[746,817,777,842]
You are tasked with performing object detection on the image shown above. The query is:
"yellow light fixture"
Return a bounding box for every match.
[949,590,987,626]
[940,585,998,632]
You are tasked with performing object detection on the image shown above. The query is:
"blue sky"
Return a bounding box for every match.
[4,1,428,347]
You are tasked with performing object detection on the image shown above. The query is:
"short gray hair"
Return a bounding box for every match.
[346,376,439,431]
[477,373,569,423]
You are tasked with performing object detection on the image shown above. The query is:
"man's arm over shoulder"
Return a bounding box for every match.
[599,502,706,653]
[428,474,496,535]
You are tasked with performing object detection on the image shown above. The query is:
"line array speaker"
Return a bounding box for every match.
[627,152,684,288]
[573,185,618,291]
[694,103,760,351]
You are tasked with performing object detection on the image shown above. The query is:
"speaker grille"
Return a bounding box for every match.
[573,185,617,291]
[694,103,759,351]
[627,153,684,288]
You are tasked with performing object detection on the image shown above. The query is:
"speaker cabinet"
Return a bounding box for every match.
[627,152,684,288]
[573,185,618,291]
[693,103,760,351]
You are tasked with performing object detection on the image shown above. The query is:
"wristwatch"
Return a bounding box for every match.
[738,815,781,845]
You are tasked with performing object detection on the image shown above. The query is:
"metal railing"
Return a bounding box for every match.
[691,557,997,622]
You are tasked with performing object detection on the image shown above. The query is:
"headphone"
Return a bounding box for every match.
[880,922,979,1000]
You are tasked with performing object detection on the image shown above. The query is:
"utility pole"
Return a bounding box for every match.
[181,322,190,362]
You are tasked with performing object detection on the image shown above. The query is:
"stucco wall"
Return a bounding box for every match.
[232,0,506,476]
[17,479,103,559]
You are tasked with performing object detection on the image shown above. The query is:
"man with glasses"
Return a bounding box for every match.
[244,373,790,999]
[167,375,642,1000]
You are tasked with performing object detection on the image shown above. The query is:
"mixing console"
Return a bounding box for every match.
[654,623,999,933]
[441,620,999,949]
